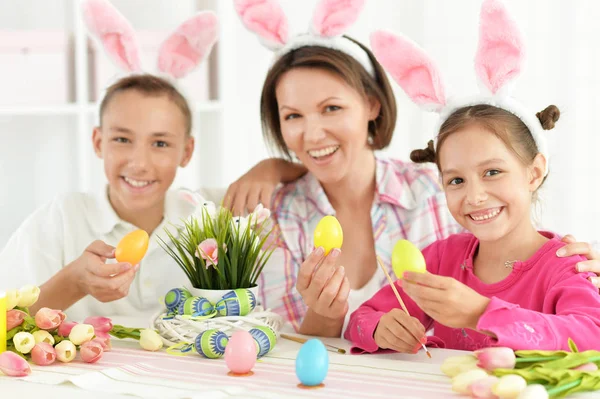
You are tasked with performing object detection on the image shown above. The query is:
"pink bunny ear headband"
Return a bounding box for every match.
[82,0,218,84]
[234,0,375,77]
[371,0,550,176]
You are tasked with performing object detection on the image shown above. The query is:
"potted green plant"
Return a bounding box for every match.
[158,200,275,304]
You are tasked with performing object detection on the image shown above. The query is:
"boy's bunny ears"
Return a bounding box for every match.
[371,0,550,175]
[82,0,218,79]
[234,0,375,77]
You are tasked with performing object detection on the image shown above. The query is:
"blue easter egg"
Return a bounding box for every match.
[248,326,277,358]
[295,339,329,386]
[215,289,257,316]
[164,288,191,312]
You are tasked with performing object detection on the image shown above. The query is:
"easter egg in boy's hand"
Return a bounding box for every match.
[392,239,426,279]
[314,215,343,255]
[115,229,149,265]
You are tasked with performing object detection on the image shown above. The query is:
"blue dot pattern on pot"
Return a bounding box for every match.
[215,288,257,317]
[195,329,228,358]
[248,326,277,358]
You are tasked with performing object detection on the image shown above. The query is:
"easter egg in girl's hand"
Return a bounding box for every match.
[115,229,149,265]
[225,330,257,375]
[295,339,328,387]
[313,215,343,255]
[392,239,426,279]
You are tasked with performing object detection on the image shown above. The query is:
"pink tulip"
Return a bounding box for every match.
[80,340,104,363]
[0,351,31,377]
[6,309,27,330]
[58,321,78,337]
[94,330,110,339]
[195,238,226,268]
[92,337,111,352]
[35,307,66,330]
[251,204,271,225]
[474,347,516,371]
[573,362,598,371]
[84,316,113,333]
[30,342,57,366]
[469,376,499,398]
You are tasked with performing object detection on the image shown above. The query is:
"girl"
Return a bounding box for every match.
[345,0,600,352]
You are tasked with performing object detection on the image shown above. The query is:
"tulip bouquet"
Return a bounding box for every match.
[441,339,600,398]
[1,285,165,377]
[159,200,275,290]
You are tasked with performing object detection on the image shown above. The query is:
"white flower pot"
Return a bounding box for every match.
[187,285,259,305]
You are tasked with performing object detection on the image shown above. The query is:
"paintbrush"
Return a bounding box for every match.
[376,256,432,358]
[280,333,346,354]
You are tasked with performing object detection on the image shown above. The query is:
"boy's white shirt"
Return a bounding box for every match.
[0,186,225,322]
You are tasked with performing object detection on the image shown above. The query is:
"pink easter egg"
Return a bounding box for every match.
[225,330,257,375]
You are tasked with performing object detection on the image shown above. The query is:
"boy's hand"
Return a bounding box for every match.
[69,240,139,303]
[374,309,427,353]
[224,158,307,216]
[402,272,489,330]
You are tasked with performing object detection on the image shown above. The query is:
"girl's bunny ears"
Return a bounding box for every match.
[234,0,375,77]
[82,0,218,79]
[371,0,550,175]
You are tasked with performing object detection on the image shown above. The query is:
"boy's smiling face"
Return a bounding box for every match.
[93,89,194,218]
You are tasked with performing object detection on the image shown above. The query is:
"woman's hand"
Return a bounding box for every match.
[558,235,600,287]
[296,247,350,320]
[402,272,490,330]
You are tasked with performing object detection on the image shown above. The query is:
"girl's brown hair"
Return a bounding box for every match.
[99,74,193,136]
[260,37,397,159]
[410,104,560,182]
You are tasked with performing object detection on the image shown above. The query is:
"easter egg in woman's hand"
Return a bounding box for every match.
[313,215,343,255]
[391,239,426,279]
[115,229,149,265]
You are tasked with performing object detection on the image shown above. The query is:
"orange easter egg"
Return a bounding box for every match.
[115,229,149,265]
[314,215,343,255]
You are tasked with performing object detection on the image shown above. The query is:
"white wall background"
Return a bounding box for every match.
[0,0,598,249]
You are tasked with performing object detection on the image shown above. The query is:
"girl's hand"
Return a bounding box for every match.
[558,235,600,288]
[296,247,350,321]
[69,240,139,303]
[402,272,490,330]
[374,309,427,353]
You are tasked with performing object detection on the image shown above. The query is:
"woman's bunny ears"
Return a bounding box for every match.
[82,0,218,79]
[234,0,375,77]
[371,0,550,174]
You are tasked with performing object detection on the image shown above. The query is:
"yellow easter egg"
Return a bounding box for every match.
[115,229,149,265]
[391,239,426,279]
[314,215,343,255]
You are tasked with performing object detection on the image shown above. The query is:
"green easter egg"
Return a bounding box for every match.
[249,326,277,358]
[183,296,214,317]
[215,289,257,317]
[164,288,191,312]
[195,329,228,359]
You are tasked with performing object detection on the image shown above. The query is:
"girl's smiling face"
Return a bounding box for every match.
[439,124,545,242]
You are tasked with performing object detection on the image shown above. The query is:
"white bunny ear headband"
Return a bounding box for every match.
[370,0,551,176]
[234,0,375,77]
[82,0,218,83]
